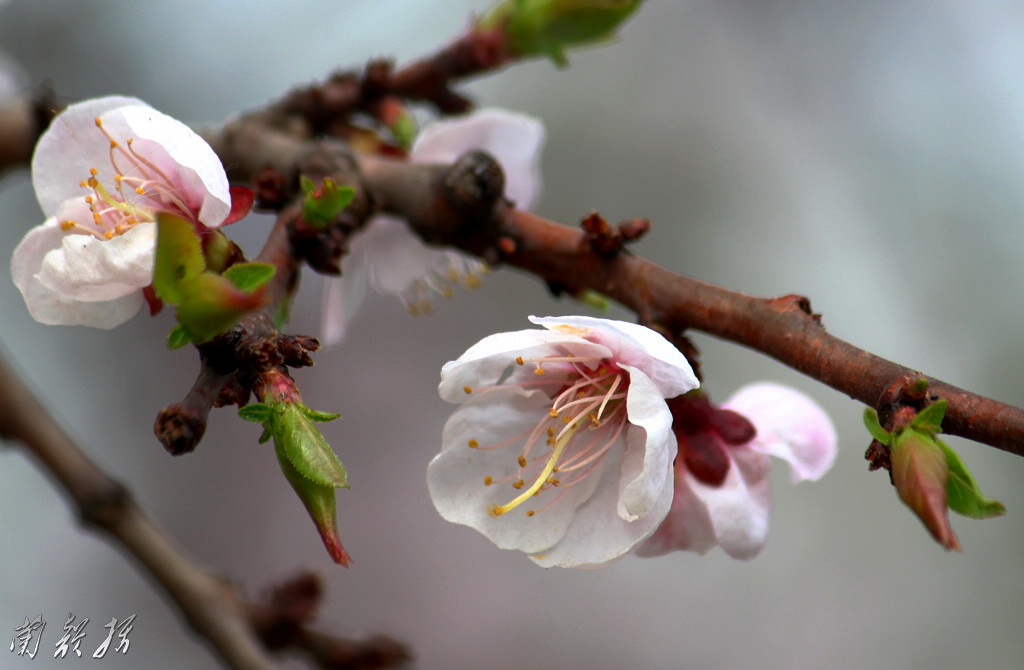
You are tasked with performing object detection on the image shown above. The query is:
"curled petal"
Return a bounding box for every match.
[724,382,837,482]
[320,253,369,347]
[12,219,143,328]
[37,223,155,302]
[530,315,699,398]
[411,108,545,209]
[439,328,611,403]
[617,365,676,521]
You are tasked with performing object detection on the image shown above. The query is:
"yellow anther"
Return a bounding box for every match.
[467,439,479,448]
[80,180,88,188]
[89,168,98,176]
[534,367,545,375]
[463,386,473,394]
[526,510,535,517]
[94,117,102,127]
[103,231,114,240]
[549,409,558,418]
[484,476,493,486]
[563,416,571,424]
[515,356,524,365]
[547,427,555,437]
[135,187,145,194]
[488,505,505,518]
[109,140,117,148]
[465,274,481,289]
[114,174,122,183]
[547,477,560,487]
[84,196,93,204]
[59,220,76,231]
[517,455,527,468]
[512,479,525,490]
[92,213,102,224]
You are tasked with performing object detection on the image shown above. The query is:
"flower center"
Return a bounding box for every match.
[465,354,630,518]
[403,260,489,316]
[58,116,193,241]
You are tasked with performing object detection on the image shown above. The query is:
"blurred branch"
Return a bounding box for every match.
[0,347,280,669]
[0,347,409,669]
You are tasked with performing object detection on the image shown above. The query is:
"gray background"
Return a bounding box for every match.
[2,1,1024,668]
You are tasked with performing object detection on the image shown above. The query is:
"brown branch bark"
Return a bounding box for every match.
[0,347,280,669]
[358,155,1024,458]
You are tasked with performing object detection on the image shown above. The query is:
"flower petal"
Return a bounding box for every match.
[617,365,676,521]
[36,222,155,301]
[439,329,611,403]
[689,446,772,560]
[32,95,146,214]
[12,218,143,328]
[634,469,718,557]
[724,382,837,482]
[530,315,699,398]
[428,388,602,554]
[359,215,458,295]
[116,105,230,227]
[411,108,545,209]
[531,423,675,569]
[320,249,369,347]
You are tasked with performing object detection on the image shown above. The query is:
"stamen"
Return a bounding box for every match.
[489,420,580,517]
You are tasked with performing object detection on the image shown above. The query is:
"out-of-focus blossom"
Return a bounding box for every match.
[638,383,837,560]
[320,108,544,345]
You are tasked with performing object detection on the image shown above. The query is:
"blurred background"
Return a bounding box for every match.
[2,1,1024,668]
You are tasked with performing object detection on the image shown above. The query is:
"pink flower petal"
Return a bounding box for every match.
[724,382,838,482]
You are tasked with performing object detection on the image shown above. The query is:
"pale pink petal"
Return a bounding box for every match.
[428,388,603,554]
[411,108,545,209]
[359,215,457,295]
[11,218,143,328]
[36,222,155,301]
[532,428,674,568]
[530,315,699,398]
[32,96,146,214]
[724,382,838,482]
[319,252,368,347]
[438,329,611,403]
[118,105,230,227]
[617,365,676,520]
[635,470,719,557]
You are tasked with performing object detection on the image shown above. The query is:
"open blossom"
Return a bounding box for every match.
[12,95,234,328]
[428,316,699,568]
[637,383,837,560]
[320,108,544,345]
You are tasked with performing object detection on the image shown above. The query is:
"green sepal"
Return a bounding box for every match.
[167,324,193,350]
[577,289,610,312]
[482,0,643,67]
[937,440,1006,519]
[223,262,276,294]
[862,408,892,445]
[238,403,275,423]
[390,111,418,151]
[258,427,272,445]
[274,439,351,565]
[912,399,947,434]
[300,176,355,229]
[299,405,342,423]
[175,272,266,344]
[153,212,205,304]
[275,404,349,489]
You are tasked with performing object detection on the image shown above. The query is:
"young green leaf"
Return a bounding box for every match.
[275,441,351,566]
[862,408,892,445]
[238,403,275,423]
[223,262,276,294]
[937,440,1007,519]
[167,324,193,350]
[912,399,948,435]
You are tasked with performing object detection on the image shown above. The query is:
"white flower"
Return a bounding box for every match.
[428,316,699,568]
[320,108,544,345]
[12,95,232,328]
[637,383,837,560]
